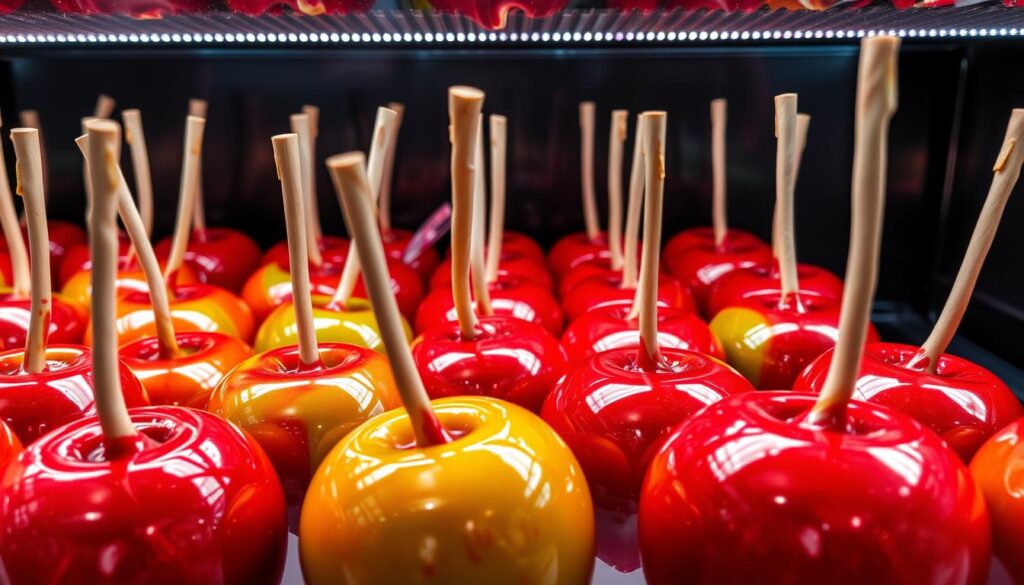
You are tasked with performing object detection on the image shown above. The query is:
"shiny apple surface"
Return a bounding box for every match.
[661,226,764,269]
[207,342,401,504]
[382,227,442,283]
[259,235,350,269]
[0,406,287,585]
[561,304,724,364]
[255,296,410,354]
[119,331,253,408]
[794,342,1024,461]
[710,292,880,390]
[706,262,844,318]
[60,263,201,311]
[541,347,752,507]
[0,345,149,443]
[665,234,772,316]
[638,392,991,585]
[0,292,86,350]
[561,272,696,322]
[154,227,262,292]
[415,275,564,336]
[299,396,594,585]
[57,234,131,288]
[548,231,609,279]
[430,250,554,292]
[410,315,567,412]
[970,418,1024,584]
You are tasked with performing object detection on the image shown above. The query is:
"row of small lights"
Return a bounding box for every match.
[0,27,1019,44]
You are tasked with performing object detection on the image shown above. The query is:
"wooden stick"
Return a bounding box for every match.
[775,113,811,260]
[76,135,181,358]
[304,104,323,249]
[711,99,728,249]
[331,107,398,308]
[85,119,137,442]
[636,112,668,370]
[913,109,1024,374]
[0,111,30,299]
[18,110,48,199]
[774,94,800,301]
[379,102,405,234]
[470,117,493,316]
[11,129,49,373]
[449,87,485,338]
[608,110,628,270]
[189,99,208,235]
[485,114,507,283]
[329,151,449,447]
[94,94,115,120]
[809,37,900,427]
[622,115,644,291]
[273,134,320,367]
[163,116,206,286]
[122,110,154,237]
[291,113,323,267]
[80,117,98,213]
[580,101,600,242]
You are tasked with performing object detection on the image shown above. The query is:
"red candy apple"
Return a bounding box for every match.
[639,38,989,585]
[970,418,1024,584]
[544,111,751,509]
[154,227,261,292]
[209,132,400,505]
[707,261,843,317]
[795,107,1024,461]
[260,234,349,269]
[430,248,553,291]
[0,120,286,585]
[562,271,695,321]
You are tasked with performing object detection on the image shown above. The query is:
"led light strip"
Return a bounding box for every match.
[0,26,1020,45]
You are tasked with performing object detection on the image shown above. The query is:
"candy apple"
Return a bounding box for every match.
[543,111,751,511]
[561,304,723,364]
[561,271,695,321]
[60,261,201,310]
[0,292,85,349]
[662,226,764,267]
[302,130,594,584]
[0,120,286,585]
[430,249,553,291]
[57,232,130,287]
[381,227,441,282]
[260,234,349,269]
[707,261,843,317]
[970,418,1024,584]
[415,275,563,336]
[0,419,20,464]
[209,132,400,505]
[666,231,771,315]
[794,108,1024,461]
[154,227,261,291]
[639,38,989,585]
[0,220,87,280]
[256,296,410,353]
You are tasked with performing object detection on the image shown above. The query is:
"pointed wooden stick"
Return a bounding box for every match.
[912,109,1024,374]
[0,112,30,299]
[331,107,398,308]
[775,94,800,301]
[470,116,493,316]
[11,129,49,373]
[163,116,206,286]
[329,151,449,447]
[273,133,319,367]
[188,99,208,235]
[636,112,668,370]
[809,36,900,428]
[85,119,137,443]
[94,94,115,120]
[449,87,485,339]
[77,134,181,359]
[580,101,600,242]
[608,110,628,270]
[122,110,154,238]
[711,99,728,249]
[622,115,644,291]
[485,114,507,283]
[291,113,323,267]
[18,111,48,199]
[379,102,404,234]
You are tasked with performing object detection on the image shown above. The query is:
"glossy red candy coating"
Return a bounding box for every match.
[259,235,350,269]
[561,272,696,322]
[970,418,1024,584]
[548,231,609,280]
[712,292,880,390]
[0,406,287,585]
[0,220,88,279]
[0,252,10,287]
[707,262,844,318]
[638,392,991,585]
[430,250,554,292]
[415,275,564,336]
[665,232,772,316]
[443,229,546,263]
[794,342,1024,461]
[0,293,86,350]
[556,246,645,298]
[411,315,568,412]
[541,347,752,506]
[154,227,261,292]
[0,345,149,444]
[0,420,21,466]
[561,305,723,365]
[381,228,442,284]
[226,0,371,15]
[426,0,566,29]
[0,0,21,13]
[58,234,131,288]
[119,332,253,408]
[662,227,764,267]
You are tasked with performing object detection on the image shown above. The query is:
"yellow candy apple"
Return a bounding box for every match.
[255,296,410,354]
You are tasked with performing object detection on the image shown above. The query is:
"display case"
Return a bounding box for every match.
[0,3,1022,584]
